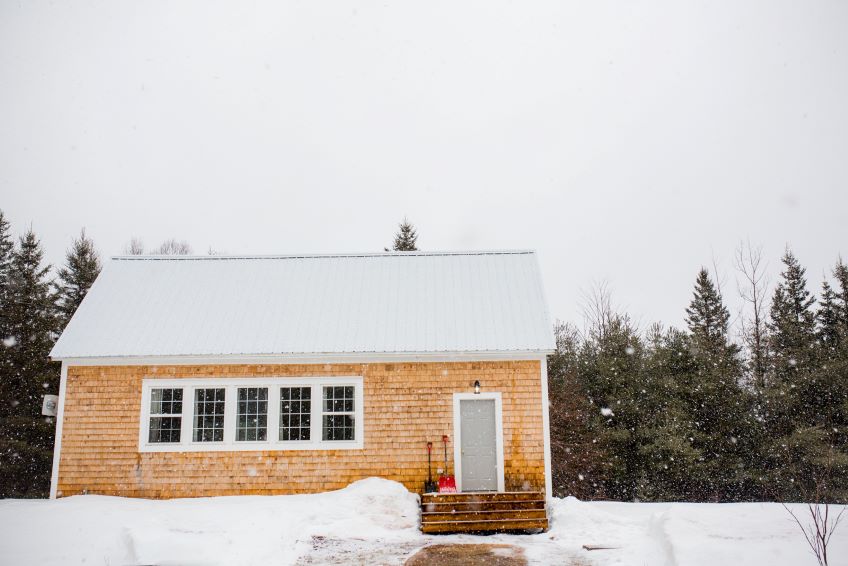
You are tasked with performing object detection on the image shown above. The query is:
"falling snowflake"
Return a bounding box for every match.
[625,346,635,356]
[2,336,16,348]
[600,407,614,417]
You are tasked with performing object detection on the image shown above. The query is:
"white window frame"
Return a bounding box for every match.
[138,376,364,452]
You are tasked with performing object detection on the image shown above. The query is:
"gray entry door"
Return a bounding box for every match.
[459,399,498,491]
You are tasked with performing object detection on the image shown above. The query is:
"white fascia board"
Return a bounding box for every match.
[53,350,555,366]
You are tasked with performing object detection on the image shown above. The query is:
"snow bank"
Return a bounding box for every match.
[544,498,848,566]
[0,478,420,566]
[2,481,846,566]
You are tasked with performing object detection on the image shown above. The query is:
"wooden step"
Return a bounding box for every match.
[422,509,547,523]
[421,491,544,503]
[421,499,545,512]
[420,517,549,534]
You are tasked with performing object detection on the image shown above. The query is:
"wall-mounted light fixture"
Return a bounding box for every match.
[473,380,481,394]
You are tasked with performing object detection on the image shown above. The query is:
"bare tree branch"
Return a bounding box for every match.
[734,240,770,389]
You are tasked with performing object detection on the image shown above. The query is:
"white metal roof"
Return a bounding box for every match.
[50,250,555,360]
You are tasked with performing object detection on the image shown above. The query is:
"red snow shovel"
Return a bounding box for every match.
[438,434,457,493]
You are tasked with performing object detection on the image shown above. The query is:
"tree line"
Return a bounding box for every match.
[549,246,848,504]
[1,214,844,503]
[0,211,101,497]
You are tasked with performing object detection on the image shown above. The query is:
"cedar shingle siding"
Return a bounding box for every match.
[56,360,545,498]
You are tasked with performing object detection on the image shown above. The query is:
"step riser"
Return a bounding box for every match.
[422,501,545,513]
[421,491,544,504]
[421,519,548,534]
[423,510,547,523]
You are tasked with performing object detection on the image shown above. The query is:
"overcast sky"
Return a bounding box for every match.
[1,1,846,331]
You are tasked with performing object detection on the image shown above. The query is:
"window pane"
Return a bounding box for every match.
[322,414,354,441]
[193,388,225,442]
[149,388,183,443]
[236,387,268,441]
[149,416,181,443]
[321,385,355,441]
[280,387,311,441]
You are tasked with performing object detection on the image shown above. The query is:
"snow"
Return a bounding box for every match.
[1,479,846,566]
[0,478,420,566]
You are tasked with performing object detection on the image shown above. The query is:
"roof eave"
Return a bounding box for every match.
[52,349,556,366]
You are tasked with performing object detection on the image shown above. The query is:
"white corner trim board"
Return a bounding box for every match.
[452,392,506,493]
[138,376,364,452]
[540,356,553,501]
[49,361,68,499]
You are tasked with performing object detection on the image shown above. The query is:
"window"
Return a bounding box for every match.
[280,387,311,441]
[322,386,355,441]
[236,387,268,441]
[193,388,225,442]
[148,388,183,443]
[140,377,362,452]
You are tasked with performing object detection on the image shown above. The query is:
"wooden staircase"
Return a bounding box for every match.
[420,491,548,534]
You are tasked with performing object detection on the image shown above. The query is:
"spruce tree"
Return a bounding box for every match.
[818,280,841,356]
[685,268,739,365]
[0,211,15,420]
[386,219,418,251]
[55,229,101,329]
[768,248,817,377]
[762,249,847,501]
[0,211,13,321]
[834,260,848,336]
[0,229,60,497]
[682,269,750,500]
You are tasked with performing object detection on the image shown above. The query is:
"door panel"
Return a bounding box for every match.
[459,399,498,491]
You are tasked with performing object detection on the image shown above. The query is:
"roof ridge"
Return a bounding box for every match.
[110,250,537,261]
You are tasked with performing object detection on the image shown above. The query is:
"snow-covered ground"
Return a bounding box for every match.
[1,478,845,566]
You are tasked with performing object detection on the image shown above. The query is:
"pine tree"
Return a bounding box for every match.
[386,219,418,251]
[761,249,847,501]
[685,268,740,366]
[682,269,750,500]
[768,248,817,378]
[818,280,841,356]
[548,322,608,499]
[0,229,60,497]
[55,229,101,329]
[0,211,15,423]
[0,211,13,314]
[834,259,848,337]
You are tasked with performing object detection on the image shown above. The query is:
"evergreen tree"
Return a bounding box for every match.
[834,260,848,336]
[685,268,737,363]
[0,211,13,322]
[761,250,847,501]
[548,322,608,498]
[386,219,418,251]
[0,229,60,497]
[768,248,817,377]
[818,280,841,356]
[0,211,15,425]
[682,269,751,500]
[55,229,101,329]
